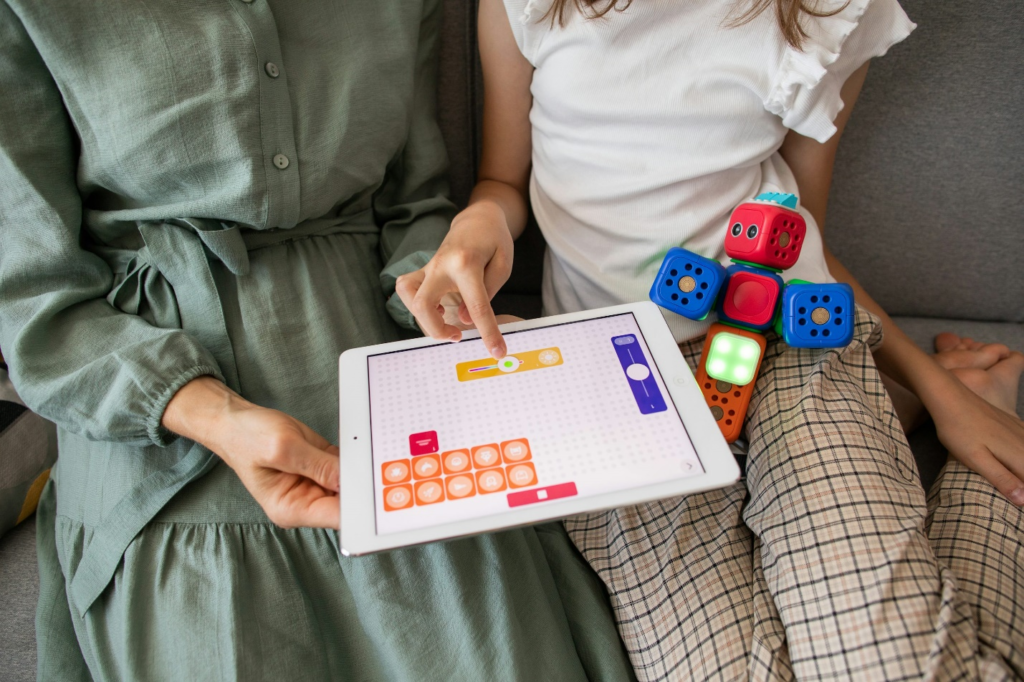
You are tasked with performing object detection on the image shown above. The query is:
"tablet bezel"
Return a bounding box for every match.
[338,301,739,555]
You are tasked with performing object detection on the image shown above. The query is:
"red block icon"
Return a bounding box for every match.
[409,431,438,456]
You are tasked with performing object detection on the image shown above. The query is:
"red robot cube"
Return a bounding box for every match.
[717,264,784,332]
[724,202,807,271]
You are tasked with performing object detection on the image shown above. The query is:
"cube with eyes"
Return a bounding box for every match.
[780,282,855,348]
[649,247,728,321]
[724,201,807,271]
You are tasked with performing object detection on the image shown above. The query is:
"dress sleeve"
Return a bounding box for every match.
[0,2,224,447]
[765,0,916,143]
[375,0,458,330]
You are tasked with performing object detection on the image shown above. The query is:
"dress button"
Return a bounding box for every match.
[265,62,280,78]
[273,154,290,170]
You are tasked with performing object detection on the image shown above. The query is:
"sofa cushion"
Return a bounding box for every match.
[826,0,1024,323]
[0,368,56,539]
[438,0,481,209]
[0,517,38,682]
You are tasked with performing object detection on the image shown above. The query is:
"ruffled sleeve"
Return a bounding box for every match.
[765,0,916,143]
[502,0,555,65]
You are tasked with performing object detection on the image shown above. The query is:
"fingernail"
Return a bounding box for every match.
[1011,487,1024,506]
[490,344,506,359]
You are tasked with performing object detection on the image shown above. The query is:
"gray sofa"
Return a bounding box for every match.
[1,0,1020,678]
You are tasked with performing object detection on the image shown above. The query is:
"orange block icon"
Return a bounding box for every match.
[383,484,414,511]
[381,460,411,485]
[446,474,477,500]
[476,468,507,494]
[442,450,472,475]
[414,479,445,506]
[500,439,532,464]
[506,462,538,489]
[412,454,442,480]
[471,444,501,469]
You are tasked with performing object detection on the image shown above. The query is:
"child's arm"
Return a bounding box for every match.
[781,63,1024,506]
[396,0,533,359]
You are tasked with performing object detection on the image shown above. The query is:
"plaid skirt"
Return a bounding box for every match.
[566,308,1024,681]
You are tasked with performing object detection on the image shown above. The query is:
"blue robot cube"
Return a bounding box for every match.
[780,282,855,348]
[649,248,727,321]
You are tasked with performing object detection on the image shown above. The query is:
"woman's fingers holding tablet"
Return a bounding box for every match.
[163,378,341,528]
[221,406,342,528]
[254,435,342,529]
[256,471,340,530]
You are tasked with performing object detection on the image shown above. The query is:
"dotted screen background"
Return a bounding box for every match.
[367,313,704,535]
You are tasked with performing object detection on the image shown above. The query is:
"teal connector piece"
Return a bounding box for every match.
[754,192,798,209]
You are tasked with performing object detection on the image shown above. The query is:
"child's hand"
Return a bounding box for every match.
[397,201,514,359]
[929,371,1024,506]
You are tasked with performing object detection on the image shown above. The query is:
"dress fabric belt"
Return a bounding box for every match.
[68,216,376,615]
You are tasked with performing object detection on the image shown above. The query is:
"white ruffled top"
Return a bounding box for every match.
[503,0,915,342]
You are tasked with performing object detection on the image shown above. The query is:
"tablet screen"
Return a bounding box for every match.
[366,312,704,535]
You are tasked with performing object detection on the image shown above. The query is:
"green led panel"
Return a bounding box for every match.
[705,332,761,386]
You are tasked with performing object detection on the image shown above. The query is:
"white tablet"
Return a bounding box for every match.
[337,301,739,555]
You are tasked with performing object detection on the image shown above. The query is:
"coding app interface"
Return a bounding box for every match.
[367,313,703,535]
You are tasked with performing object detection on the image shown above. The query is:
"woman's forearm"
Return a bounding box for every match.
[161,375,253,453]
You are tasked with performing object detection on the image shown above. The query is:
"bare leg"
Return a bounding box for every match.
[882,371,929,432]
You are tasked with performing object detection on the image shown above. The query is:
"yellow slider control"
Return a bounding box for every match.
[456,347,563,382]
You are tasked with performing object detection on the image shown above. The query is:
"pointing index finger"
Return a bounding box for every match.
[452,269,506,359]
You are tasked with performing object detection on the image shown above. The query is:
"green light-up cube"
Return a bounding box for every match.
[705,332,762,386]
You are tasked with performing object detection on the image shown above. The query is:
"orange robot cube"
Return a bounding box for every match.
[696,323,767,443]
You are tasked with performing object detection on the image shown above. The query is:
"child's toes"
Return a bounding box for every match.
[980,342,1011,360]
[934,332,962,353]
[935,347,1005,371]
[994,351,1024,379]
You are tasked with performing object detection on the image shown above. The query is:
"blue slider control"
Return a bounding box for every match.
[611,335,667,415]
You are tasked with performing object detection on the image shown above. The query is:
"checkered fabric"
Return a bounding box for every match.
[566,308,1024,681]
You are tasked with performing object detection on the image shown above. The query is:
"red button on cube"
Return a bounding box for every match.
[717,265,783,331]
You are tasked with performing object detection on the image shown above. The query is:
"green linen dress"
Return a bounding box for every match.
[0,1,636,679]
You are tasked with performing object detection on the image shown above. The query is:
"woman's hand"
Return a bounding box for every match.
[162,376,340,528]
[397,200,514,359]
[926,369,1024,505]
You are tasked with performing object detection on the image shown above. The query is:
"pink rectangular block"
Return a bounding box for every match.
[408,431,438,456]
[507,482,578,508]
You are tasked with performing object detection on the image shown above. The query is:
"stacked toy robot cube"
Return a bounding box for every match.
[650,193,854,442]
